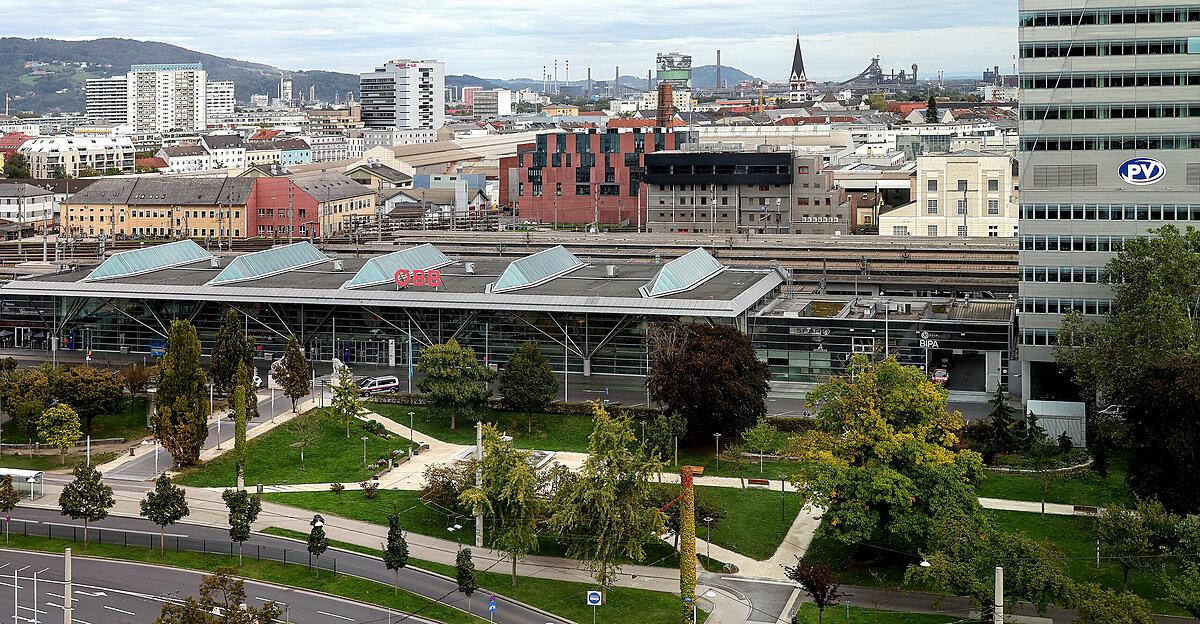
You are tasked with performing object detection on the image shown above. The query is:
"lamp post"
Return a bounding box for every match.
[780,475,788,522]
[408,411,415,457]
[713,433,722,471]
[447,522,463,548]
[361,436,370,472]
[211,381,219,449]
[703,516,713,561]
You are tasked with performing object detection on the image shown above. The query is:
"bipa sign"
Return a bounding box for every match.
[1118,158,1166,186]
[394,269,443,288]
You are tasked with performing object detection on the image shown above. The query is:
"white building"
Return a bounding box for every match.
[360,60,446,130]
[306,135,351,162]
[0,184,56,225]
[249,94,270,108]
[472,89,512,117]
[126,63,208,132]
[84,76,128,124]
[279,76,293,104]
[361,128,438,150]
[17,136,136,178]
[206,81,236,119]
[878,150,1019,238]
[199,134,245,170]
[156,145,213,173]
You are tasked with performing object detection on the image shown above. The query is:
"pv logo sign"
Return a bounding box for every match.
[1118,158,1166,186]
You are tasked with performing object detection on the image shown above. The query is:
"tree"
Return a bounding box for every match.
[417,340,494,430]
[924,95,939,123]
[232,374,249,490]
[155,320,210,466]
[39,404,82,464]
[288,411,320,471]
[784,559,843,624]
[57,364,127,436]
[122,362,154,400]
[740,418,785,473]
[793,355,985,550]
[867,93,887,111]
[643,411,687,464]
[51,164,69,179]
[0,476,20,542]
[222,488,261,563]
[1028,441,1062,515]
[155,568,281,624]
[455,548,480,612]
[103,167,122,176]
[983,385,1020,460]
[549,404,666,592]
[1097,504,1154,591]
[650,483,725,552]
[1165,563,1200,618]
[498,341,558,433]
[210,309,253,397]
[140,473,189,554]
[330,363,362,438]
[1073,583,1154,624]
[647,323,770,436]
[2,366,52,443]
[2,153,30,179]
[459,424,541,586]
[383,512,410,594]
[1024,410,1048,450]
[272,336,310,413]
[307,515,330,578]
[58,463,114,547]
[78,165,99,178]
[234,360,258,423]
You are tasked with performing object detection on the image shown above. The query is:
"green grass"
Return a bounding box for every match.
[1,397,149,445]
[174,409,412,488]
[0,532,481,623]
[801,520,915,589]
[261,527,707,624]
[675,447,806,480]
[698,485,803,560]
[371,403,596,452]
[793,604,959,623]
[0,450,121,472]
[977,458,1133,508]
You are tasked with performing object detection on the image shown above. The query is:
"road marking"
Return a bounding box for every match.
[76,591,107,597]
[45,592,77,602]
[316,610,355,621]
[102,605,135,616]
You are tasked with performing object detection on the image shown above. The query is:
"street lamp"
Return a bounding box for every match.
[361,436,370,471]
[703,516,713,561]
[447,522,463,548]
[408,411,415,457]
[713,433,722,471]
[779,475,788,522]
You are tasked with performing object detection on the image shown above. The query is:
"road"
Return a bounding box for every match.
[0,548,442,624]
[8,507,566,624]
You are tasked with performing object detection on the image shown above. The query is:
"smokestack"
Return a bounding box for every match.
[657,83,674,128]
[554,59,558,93]
[647,69,652,93]
[587,67,592,99]
[716,50,722,92]
[615,66,620,98]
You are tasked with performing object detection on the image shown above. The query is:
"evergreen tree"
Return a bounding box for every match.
[223,488,262,563]
[140,473,189,554]
[383,512,410,594]
[58,463,115,547]
[330,363,363,438]
[273,336,310,413]
[210,309,253,396]
[1025,411,1049,450]
[497,341,558,433]
[455,547,479,612]
[307,515,330,579]
[155,320,210,466]
[234,361,259,422]
[924,95,940,123]
[417,340,494,430]
[984,385,1020,459]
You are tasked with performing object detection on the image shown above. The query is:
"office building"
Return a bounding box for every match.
[17,136,136,178]
[473,89,512,117]
[279,76,293,105]
[0,184,56,225]
[84,76,129,124]
[206,81,236,118]
[360,60,446,130]
[878,150,1019,238]
[1017,1,1200,399]
[462,86,482,107]
[126,63,208,132]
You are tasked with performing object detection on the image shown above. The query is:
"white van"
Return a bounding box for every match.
[357,375,400,395]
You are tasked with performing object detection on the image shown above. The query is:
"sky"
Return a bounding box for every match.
[4,0,1019,81]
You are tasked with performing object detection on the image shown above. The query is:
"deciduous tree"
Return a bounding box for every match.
[57,364,126,435]
[741,418,786,473]
[0,476,21,543]
[2,366,52,443]
[2,153,30,179]
[417,340,494,430]
[330,363,362,438]
[307,514,329,578]
[122,362,154,400]
[222,488,261,563]
[140,473,189,554]
[383,512,410,594]
[1097,504,1154,591]
[38,404,82,464]
[643,411,687,464]
[498,341,558,433]
[784,559,843,624]
[1072,583,1154,624]
[273,336,310,413]
[58,463,114,547]
[288,411,320,471]
[155,320,210,466]
[154,568,281,624]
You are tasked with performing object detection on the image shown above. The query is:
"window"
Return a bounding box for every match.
[957,179,968,192]
[988,179,1000,192]
[892,226,910,236]
[799,165,810,174]
[988,199,1000,215]
[958,225,969,237]
[957,199,968,215]
[927,225,938,237]
[927,179,938,192]
[988,225,999,237]
[927,199,938,214]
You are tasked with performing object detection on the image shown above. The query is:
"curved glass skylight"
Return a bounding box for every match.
[342,243,453,289]
[640,247,725,297]
[491,245,585,293]
[208,242,328,286]
[84,239,213,282]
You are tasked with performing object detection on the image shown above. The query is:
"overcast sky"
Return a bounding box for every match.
[7,0,1018,81]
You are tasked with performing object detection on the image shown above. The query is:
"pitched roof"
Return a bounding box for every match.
[790,37,807,82]
[202,134,244,150]
[0,178,98,195]
[0,183,54,198]
[273,138,310,151]
[161,145,208,158]
[294,173,374,203]
[248,129,284,141]
[68,177,254,206]
[347,162,412,183]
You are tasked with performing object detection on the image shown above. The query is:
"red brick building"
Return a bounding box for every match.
[245,177,320,238]
[501,128,682,226]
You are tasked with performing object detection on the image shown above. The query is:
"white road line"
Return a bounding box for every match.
[45,592,78,602]
[316,610,355,621]
[102,605,136,616]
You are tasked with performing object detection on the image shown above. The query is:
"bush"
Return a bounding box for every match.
[360,480,379,499]
[329,482,345,494]
[361,420,387,436]
[421,462,474,517]
[766,416,817,434]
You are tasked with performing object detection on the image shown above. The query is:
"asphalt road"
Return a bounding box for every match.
[0,548,443,624]
[9,507,566,624]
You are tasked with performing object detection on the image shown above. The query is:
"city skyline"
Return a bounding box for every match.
[7,0,1018,82]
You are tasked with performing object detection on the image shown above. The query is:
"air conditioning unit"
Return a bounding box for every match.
[464,262,476,274]
[332,259,343,272]
[209,257,220,269]
[605,265,617,277]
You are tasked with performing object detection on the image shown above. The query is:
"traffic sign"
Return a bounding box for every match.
[488,597,496,612]
[586,590,602,606]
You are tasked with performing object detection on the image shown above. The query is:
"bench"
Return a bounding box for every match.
[746,478,771,489]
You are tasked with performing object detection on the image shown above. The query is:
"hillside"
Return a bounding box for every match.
[0,37,360,114]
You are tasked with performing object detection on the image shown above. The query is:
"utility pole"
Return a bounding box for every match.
[475,420,484,548]
[63,548,72,624]
[288,181,295,244]
[993,566,1004,624]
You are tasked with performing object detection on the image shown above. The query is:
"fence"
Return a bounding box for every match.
[0,438,125,452]
[9,519,339,575]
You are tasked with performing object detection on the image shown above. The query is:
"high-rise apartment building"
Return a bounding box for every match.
[1017,2,1200,399]
[126,63,208,132]
[84,76,129,124]
[472,89,512,117]
[206,81,236,119]
[360,60,446,130]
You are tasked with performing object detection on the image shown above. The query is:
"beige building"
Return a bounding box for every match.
[62,177,252,239]
[245,141,283,167]
[294,173,375,236]
[879,150,1018,238]
[18,136,136,178]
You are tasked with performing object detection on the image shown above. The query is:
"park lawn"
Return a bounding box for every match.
[977,458,1133,508]
[174,409,412,488]
[370,402,595,451]
[0,532,480,624]
[0,397,150,444]
[986,509,1182,615]
[699,485,803,561]
[675,446,806,480]
[261,527,707,624]
[793,604,959,623]
[0,449,121,472]
[801,519,916,589]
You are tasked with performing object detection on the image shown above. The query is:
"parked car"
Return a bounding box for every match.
[931,369,949,385]
[357,375,400,395]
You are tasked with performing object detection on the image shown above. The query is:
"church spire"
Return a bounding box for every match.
[790,37,807,83]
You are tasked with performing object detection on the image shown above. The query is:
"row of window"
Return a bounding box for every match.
[1019,234,1130,252]
[256,224,307,234]
[1020,328,1059,347]
[1021,103,1200,121]
[927,179,1003,192]
[1021,266,1106,283]
[1021,204,1200,221]
[1021,70,1200,90]
[1019,297,1112,316]
[1020,6,1200,27]
[892,225,971,237]
[1020,134,1200,151]
[926,199,1001,215]
[1019,38,1200,58]
[256,208,306,218]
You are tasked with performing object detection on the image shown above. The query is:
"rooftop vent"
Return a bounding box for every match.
[332,259,344,272]
[209,257,220,269]
[605,265,617,277]
[464,262,476,274]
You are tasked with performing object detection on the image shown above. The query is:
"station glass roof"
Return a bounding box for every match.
[208,242,328,286]
[342,243,453,289]
[491,245,585,293]
[640,247,726,297]
[84,239,213,282]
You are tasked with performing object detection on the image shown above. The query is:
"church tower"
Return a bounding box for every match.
[789,37,808,103]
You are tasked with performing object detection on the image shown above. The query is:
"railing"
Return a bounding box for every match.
[0,438,126,451]
[8,519,339,575]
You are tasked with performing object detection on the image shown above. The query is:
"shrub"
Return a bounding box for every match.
[360,481,379,499]
[329,482,345,494]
